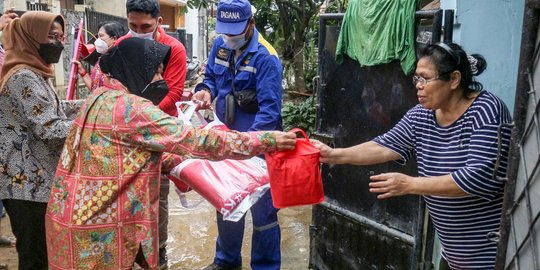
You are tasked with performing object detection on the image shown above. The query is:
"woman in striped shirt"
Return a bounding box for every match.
[313,42,512,269]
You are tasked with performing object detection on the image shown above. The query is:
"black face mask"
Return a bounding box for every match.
[139,79,169,105]
[38,42,64,64]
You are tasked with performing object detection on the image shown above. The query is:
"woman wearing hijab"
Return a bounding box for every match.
[0,8,19,252]
[45,37,296,270]
[74,20,126,92]
[0,11,83,269]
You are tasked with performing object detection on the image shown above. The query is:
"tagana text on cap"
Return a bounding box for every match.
[216,0,252,35]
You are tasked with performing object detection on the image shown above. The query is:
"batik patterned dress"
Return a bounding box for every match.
[45,79,277,270]
[89,59,105,92]
[0,68,82,203]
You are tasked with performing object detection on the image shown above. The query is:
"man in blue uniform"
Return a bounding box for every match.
[192,0,283,269]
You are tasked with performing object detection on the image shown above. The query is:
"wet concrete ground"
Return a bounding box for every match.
[0,186,312,269]
[166,188,312,269]
[0,214,16,269]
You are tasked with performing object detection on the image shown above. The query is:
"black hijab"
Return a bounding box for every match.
[100,37,171,102]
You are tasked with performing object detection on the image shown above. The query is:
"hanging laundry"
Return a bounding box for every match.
[336,0,417,74]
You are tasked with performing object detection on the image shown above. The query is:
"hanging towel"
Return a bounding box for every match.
[335,0,417,74]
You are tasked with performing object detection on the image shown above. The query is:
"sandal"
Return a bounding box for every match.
[0,236,15,247]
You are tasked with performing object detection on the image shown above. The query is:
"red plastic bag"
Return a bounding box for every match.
[167,174,192,193]
[265,128,324,208]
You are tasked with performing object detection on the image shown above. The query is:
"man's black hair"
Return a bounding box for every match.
[126,0,160,19]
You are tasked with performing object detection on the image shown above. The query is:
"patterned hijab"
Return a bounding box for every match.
[0,11,65,90]
[100,37,171,96]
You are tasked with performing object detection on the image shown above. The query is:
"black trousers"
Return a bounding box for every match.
[2,199,48,270]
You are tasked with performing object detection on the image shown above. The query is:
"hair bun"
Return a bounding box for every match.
[467,54,487,76]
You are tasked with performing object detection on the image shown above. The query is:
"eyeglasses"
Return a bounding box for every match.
[47,33,66,42]
[412,75,441,87]
[413,70,454,87]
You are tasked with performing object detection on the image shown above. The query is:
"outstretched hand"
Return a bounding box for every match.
[272,131,297,151]
[191,90,212,110]
[310,139,334,164]
[369,172,413,199]
[72,59,87,75]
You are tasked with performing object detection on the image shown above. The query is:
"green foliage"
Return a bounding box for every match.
[323,0,349,26]
[252,0,281,45]
[324,0,349,13]
[282,96,316,136]
[208,17,216,32]
[303,26,318,93]
[186,0,216,10]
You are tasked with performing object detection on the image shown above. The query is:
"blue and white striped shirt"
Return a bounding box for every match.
[373,91,512,269]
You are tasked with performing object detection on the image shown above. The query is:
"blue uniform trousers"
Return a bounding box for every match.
[214,190,281,270]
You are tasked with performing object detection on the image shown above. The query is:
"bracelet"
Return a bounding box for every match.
[79,70,87,77]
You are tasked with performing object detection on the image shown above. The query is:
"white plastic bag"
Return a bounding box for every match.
[171,101,270,221]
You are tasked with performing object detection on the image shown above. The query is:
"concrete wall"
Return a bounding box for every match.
[441,0,525,112]
[3,0,26,11]
[3,0,125,17]
[185,7,200,59]
[91,0,126,18]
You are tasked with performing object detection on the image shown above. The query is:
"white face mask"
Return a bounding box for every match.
[94,37,110,54]
[222,33,248,51]
[129,24,158,40]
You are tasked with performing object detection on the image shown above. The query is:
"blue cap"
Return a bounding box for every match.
[216,0,252,35]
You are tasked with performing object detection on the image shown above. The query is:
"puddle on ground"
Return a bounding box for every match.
[166,188,312,269]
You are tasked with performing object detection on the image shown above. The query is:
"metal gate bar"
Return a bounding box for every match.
[415,9,443,44]
[496,0,540,268]
[443,10,454,43]
[320,202,415,245]
[85,8,128,42]
[505,75,540,269]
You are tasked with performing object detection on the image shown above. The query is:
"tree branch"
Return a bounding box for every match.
[275,0,303,14]
[305,0,317,11]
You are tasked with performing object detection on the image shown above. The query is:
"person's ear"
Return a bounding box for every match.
[247,17,255,36]
[450,71,461,90]
[158,16,163,25]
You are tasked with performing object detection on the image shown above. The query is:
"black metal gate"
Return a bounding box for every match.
[85,8,128,43]
[496,0,540,269]
[310,9,452,270]
[165,29,192,59]
[27,2,49,12]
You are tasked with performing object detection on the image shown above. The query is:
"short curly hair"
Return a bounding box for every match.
[126,0,160,19]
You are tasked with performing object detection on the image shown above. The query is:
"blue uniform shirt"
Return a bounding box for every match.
[195,29,283,132]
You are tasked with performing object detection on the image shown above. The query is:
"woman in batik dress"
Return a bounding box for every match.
[45,37,296,270]
[0,11,83,269]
